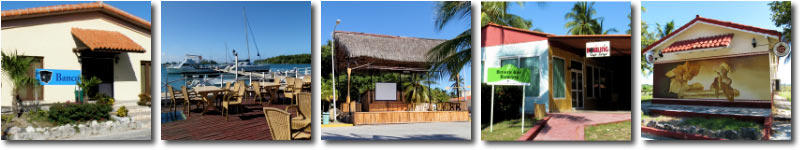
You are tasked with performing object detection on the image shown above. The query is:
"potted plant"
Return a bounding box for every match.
[77,76,101,103]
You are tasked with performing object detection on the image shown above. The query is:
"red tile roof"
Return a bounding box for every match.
[1,2,151,30]
[71,28,146,53]
[643,15,781,54]
[662,33,734,53]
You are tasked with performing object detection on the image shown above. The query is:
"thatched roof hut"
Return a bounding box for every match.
[334,31,446,72]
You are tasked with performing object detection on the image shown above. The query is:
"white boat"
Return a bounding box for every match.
[166,54,203,73]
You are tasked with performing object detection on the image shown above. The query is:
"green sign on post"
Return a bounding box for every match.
[487,64,531,85]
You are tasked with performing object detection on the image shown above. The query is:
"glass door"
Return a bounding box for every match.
[570,61,584,109]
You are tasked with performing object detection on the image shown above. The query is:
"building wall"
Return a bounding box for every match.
[548,46,603,112]
[482,40,550,114]
[1,12,151,106]
[653,23,777,63]
[651,22,779,101]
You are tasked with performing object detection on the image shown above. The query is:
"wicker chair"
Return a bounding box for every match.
[224,82,232,91]
[264,107,310,140]
[166,86,179,114]
[252,81,268,104]
[286,92,311,132]
[223,82,246,121]
[181,86,205,117]
[302,75,311,91]
[283,77,296,104]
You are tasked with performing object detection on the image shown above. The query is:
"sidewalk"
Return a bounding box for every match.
[322,122,471,140]
[533,112,631,141]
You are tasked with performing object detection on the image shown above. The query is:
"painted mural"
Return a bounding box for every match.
[653,54,771,101]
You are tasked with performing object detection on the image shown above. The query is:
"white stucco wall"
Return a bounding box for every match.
[652,22,779,63]
[1,12,151,106]
[482,40,551,114]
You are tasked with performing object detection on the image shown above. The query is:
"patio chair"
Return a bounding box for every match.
[284,77,296,104]
[302,75,311,91]
[224,82,232,91]
[181,86,205,117]
[264,107,310,140]
[166,86,179,114]
[286,92,311,132]
[223,82,246,121]
[252,81,268,104]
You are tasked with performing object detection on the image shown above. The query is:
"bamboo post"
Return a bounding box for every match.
[346,67,352,111]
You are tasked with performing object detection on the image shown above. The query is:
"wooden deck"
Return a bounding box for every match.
[161,98,302,140]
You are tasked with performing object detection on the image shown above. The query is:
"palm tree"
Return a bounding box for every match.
[402,74,436,104]
[656,20,675,38]
[480,2,533,29]
[429,2,534,81]
[450,74,465,102]
[1,51,38,117]
[595,18,619,34]
[565,2,600,35]
[640,6,656,76]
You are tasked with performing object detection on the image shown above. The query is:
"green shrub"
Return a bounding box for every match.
[116,106,129,117]
[94,94,115,106]
[48,103,112,125]
[137,93,151,106]
[2,114,13,124]
[26,109,49,123]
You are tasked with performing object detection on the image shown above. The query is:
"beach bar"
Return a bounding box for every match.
[482,23,631,118]
[1,2,152,108]
[643,15,783,108]
[333,31,470,125]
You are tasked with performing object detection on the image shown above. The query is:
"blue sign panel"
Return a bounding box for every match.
[35,69,81,85]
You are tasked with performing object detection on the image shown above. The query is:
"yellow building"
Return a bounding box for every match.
[1,2,152,107]
[482,23,632,115]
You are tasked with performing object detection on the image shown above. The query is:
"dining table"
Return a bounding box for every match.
[192,86,229,115]
[260,82,281,103]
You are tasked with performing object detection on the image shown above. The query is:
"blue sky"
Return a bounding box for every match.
[641,1,791,85]
[322,1,472,91]
[162,1,310,63]
[508,2,631,35]
[1,1,151,21]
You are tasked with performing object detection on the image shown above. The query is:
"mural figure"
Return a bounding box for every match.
[710,63,736,101]
[665,61,740,100]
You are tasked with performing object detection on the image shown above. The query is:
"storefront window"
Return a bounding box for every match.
[552,57,566,98]
[521,57,539,97]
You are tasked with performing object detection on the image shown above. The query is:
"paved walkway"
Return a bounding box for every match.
[322,122,471,140]
[773,95,791,119]
[533,112,631,141]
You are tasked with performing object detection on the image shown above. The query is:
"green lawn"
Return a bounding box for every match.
[481,119,536,141]
[641,94,652,101]
[779,90,791,101]
[584,121,632,141]
[679,117,760,131]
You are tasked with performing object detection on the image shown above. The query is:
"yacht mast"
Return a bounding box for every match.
[243,7,251,63]
[225,42,229,64]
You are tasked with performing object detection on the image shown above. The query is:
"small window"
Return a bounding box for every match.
[500,58,518,67]
[552,57,566,98]
[19,57,43,101]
